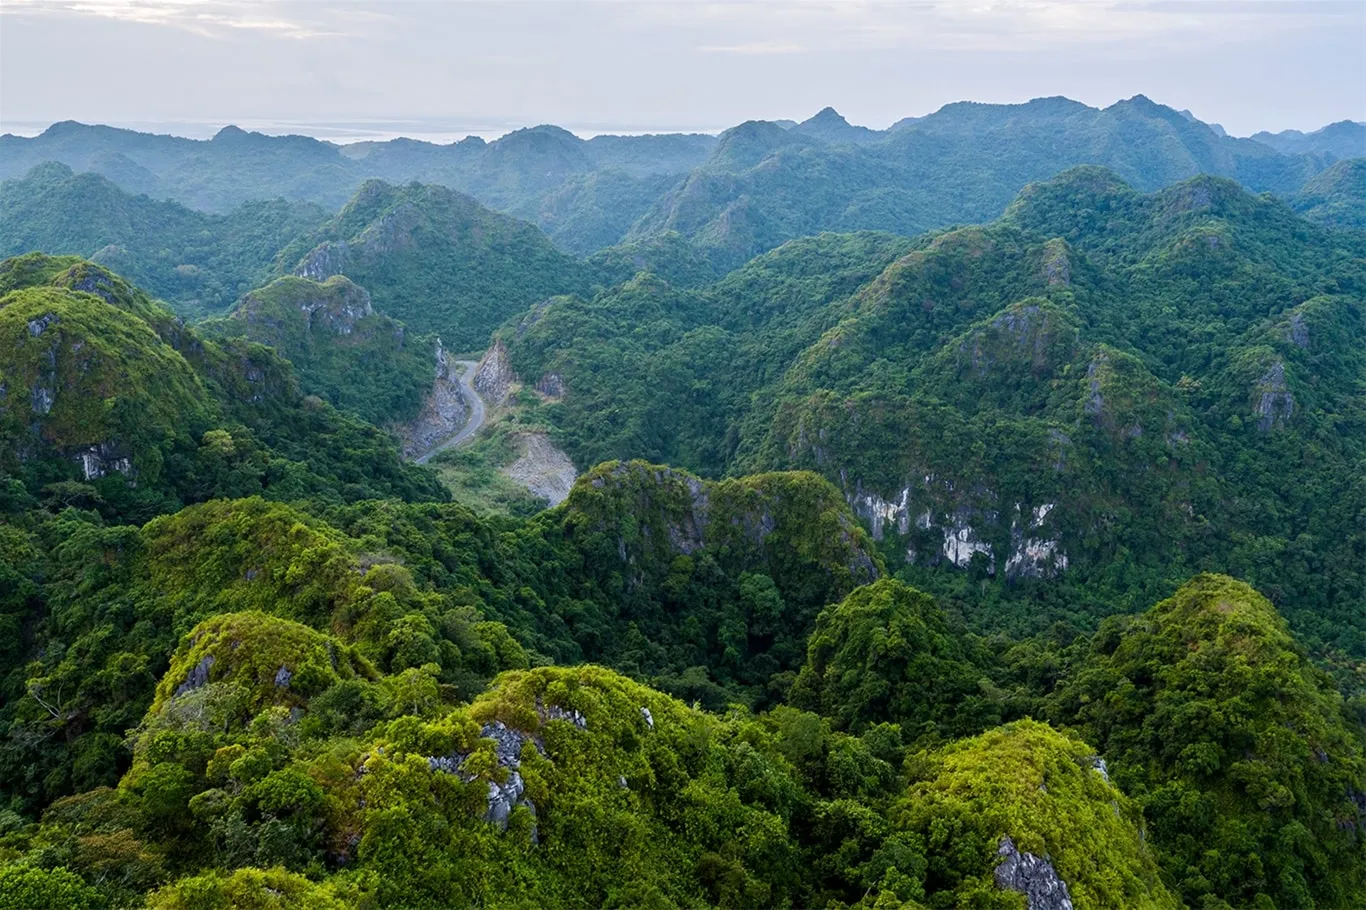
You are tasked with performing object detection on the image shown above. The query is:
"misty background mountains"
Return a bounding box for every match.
[4,95,1363,262]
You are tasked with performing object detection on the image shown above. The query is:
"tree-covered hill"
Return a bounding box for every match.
[0,164,326,316]
[3,97,1354,263]
[0,254,445,522]
[495,169,1366,669]
[1,135,1363,909]
[2,461,1358,908]
[275,179,598,348]
[626,95,1339,270]
[1292,157,1366,230]
[201,275,438,429]
[1251,119,1366,159]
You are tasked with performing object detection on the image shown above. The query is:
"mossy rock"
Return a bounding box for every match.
[149,611,372,721]
[893,719,1178,909]
[0,285,211,471]
[1057,573,1366,908]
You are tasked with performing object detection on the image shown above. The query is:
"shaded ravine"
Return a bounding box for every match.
[414,360,484,464]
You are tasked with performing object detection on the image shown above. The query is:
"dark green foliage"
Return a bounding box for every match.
[500,170,1366,677]
[0,164,325,316]
[791,580,996,740]
[0,254,446,521]
[1,108,1363,910]
[1051,574,1366,908]
[274,179,595,347]
[202,275,436,426]
[1291,158,1366,230]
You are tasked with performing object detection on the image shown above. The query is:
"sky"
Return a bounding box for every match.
[1,0,1363,141]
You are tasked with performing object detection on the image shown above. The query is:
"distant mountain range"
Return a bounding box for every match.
[5,96,1363,268]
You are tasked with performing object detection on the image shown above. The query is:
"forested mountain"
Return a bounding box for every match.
[1,97,1364,909]
[496,168,1366,669]
[625,95,1339,269]
[275,180,597,348]
[0,164,326,315]
[0,253,444,522]
[200,275,438,428]
[4,97,1358,268]
[1292,157,1366,229]
[1251,120,1366,158]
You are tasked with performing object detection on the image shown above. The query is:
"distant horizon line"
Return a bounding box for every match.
[3,100,1363,147]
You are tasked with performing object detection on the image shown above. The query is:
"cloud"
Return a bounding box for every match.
[614,0,1361,55]
[699,40,807,54]
[0,0,358,39]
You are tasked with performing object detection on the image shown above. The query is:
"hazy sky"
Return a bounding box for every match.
[2,0,1363,140]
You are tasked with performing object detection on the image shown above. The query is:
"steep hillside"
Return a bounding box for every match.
[500,170,1366,663]
[1252,119,1366,159]
[1292,157,1366,230]
[203,275,439,428]
[0,254,445,521]
[0,163,326,315]
[625,95,1338,268]
[1052,574,1366,908]
[278,180,597,347]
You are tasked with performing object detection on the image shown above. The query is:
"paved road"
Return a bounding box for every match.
[414,360,485,465]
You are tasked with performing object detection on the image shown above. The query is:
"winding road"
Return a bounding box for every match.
[414,360,485,465]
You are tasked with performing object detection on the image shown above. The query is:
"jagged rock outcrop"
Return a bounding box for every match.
[426,705,589,837]
[294,241,349,281]
[473,338,516,408]
[1254,360,1295,431]
[77,442,134,480]
[503,431,577,506]
[535,372,565,400]
[994,835,1075,910]
[1041,238,1072,287]
[295,279,373,336]
[399,339,468,458]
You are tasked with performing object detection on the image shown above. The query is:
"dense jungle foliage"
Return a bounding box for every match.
[0,164,326,316]
[0,102,1363,907]
[200,275,436,428]
[497,169,1366,693]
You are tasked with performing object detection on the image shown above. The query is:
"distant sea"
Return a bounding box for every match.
[0,117,728,143]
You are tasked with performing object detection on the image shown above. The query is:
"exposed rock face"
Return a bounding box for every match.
[294,241,349,281]
[399,340,468,458]
[1005,503,1068,580]
[296,279,373,336]
[77,443,134,480]
[1254,361,1295,432]
[174,655,216,697]
[848,480,1066,580]
[994,835,1075,910]
[1041,238,1072,287]
[27,313,58,336]
[425,704,590,838]
[943,512,995,571]
[473,338,516,408]
[535,372,566,400]
[1085,755,1111,783]
[503,431,578,507]
[1286,313,1310,349]
[1084,353,1106,416]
